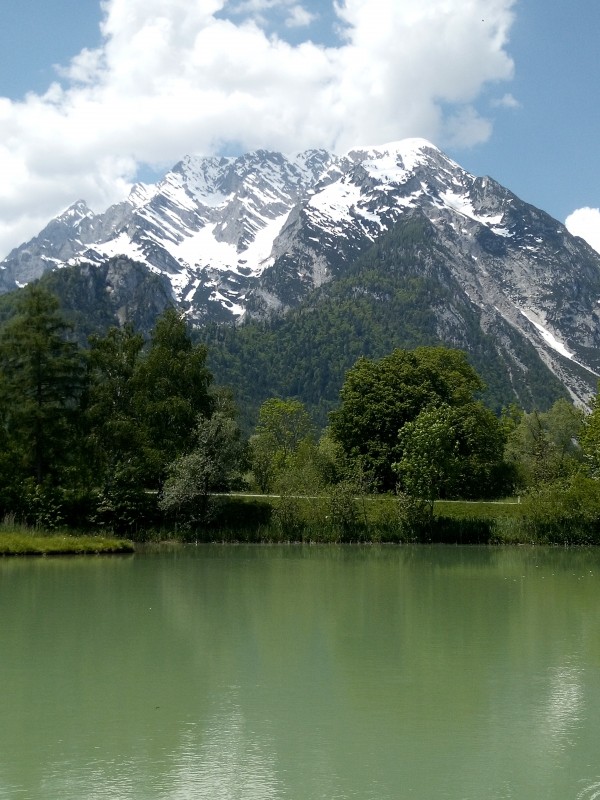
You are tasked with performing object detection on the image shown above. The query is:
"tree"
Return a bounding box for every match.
[133,308,213,486]
[85,324,146,484]
[160,412,244,526]
[249,398,314,492]
[394,402,509,512]
[0,285,85,488]
[580,387,600,478]
[505,399,584,488]
[84,325,151,528]
[329,347,486,490]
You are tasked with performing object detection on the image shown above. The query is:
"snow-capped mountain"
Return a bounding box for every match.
[2,138,600,405]
[0,148,336,316]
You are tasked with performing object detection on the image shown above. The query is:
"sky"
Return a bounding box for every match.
[0,0,599,259]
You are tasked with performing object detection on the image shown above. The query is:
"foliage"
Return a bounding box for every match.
[93,463,157,537]
[133,308,214,486]
[0,285,86,488]
[580,386,600,477]
[249,398,314,492]
[394,402,510,506]
[519,474,600,544]
[0,297,221,533]
[159,412,244,528]
[329,346,491,490]
[505,399,584,488]
[85,324,146,487]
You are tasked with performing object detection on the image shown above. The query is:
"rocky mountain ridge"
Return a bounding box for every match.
[2,139,600,406]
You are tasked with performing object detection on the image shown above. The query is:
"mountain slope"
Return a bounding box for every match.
[1,138,599,408]
[200,215,571,429]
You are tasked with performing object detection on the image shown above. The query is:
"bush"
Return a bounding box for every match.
[520,474,600,544]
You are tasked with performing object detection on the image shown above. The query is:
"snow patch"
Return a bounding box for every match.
[440,190,512,237]
[348,138,437,173]
[308,180,362,224]
[91,232,144,261]
[519,308,575,361]
[128,182,159,208]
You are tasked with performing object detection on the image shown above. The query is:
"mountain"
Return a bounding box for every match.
[2,138,600,412]
[0,148,336,320]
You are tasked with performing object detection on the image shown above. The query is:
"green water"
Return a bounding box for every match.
[1,545,600,800]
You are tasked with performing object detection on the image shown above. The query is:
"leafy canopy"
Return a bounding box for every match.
[394,401,508,505]
[329,346,486,490]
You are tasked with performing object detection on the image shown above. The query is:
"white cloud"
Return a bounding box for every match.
[491,92,520,109]
[285,5,316,28]
[0,0,516,258]
[565,207,600,255]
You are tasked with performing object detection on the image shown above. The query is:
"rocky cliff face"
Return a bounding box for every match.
[2,139,599,404]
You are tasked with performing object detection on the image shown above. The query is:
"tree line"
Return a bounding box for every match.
[0,283,598,540]
[200,218,568,431]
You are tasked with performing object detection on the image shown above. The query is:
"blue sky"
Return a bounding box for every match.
[0,0,599,256]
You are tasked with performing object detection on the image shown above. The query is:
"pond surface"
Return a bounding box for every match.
[2,545,600,799]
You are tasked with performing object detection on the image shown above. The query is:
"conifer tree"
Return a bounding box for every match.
[0,285,85,487]
[85,324,146,490]
[133,308,214,486]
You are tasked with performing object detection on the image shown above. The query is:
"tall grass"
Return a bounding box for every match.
[165,494,598,546]
[0,516,134,555]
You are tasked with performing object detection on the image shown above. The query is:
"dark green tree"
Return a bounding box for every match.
[0,285,85,488]
[329,346,486,490]
[133,308,213,486]
[84,325,152,530]
[86,325,146,480]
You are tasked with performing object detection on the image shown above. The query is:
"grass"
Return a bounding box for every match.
[4,494,587,550]
[158,494,532,545]
[433,499,525,520]
[201,494,600,546]
[0,526,134,556]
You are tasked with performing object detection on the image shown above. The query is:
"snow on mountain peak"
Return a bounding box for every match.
[128,182,159,208]
[0,139,529,320]
[346,138,439,170]
[59,200,93,222]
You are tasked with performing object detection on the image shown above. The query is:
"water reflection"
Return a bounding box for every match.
[166,695,282,800]
[578,779,600,800]
[544,664,584,746]
[2,546,600,799]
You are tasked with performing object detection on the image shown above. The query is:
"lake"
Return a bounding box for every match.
[1,545,600,799]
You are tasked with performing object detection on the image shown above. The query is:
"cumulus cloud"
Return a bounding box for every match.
[565,207,600,255]
[0,0,517,257]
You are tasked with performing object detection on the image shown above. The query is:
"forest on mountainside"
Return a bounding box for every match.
[0,218,570,437]
[199,219,569,429]
[0,283,597,545]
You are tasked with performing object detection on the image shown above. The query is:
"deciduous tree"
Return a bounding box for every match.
[505,399,584,487]
[249,398,313,492]
[394,402,508,510]
[160,412,244,526]
[329,346,486,490]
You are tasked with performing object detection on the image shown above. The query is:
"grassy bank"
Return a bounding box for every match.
[10,494,592,550]
[0,529,134,556]
[155,494,532,545]
[160,494,600,546]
